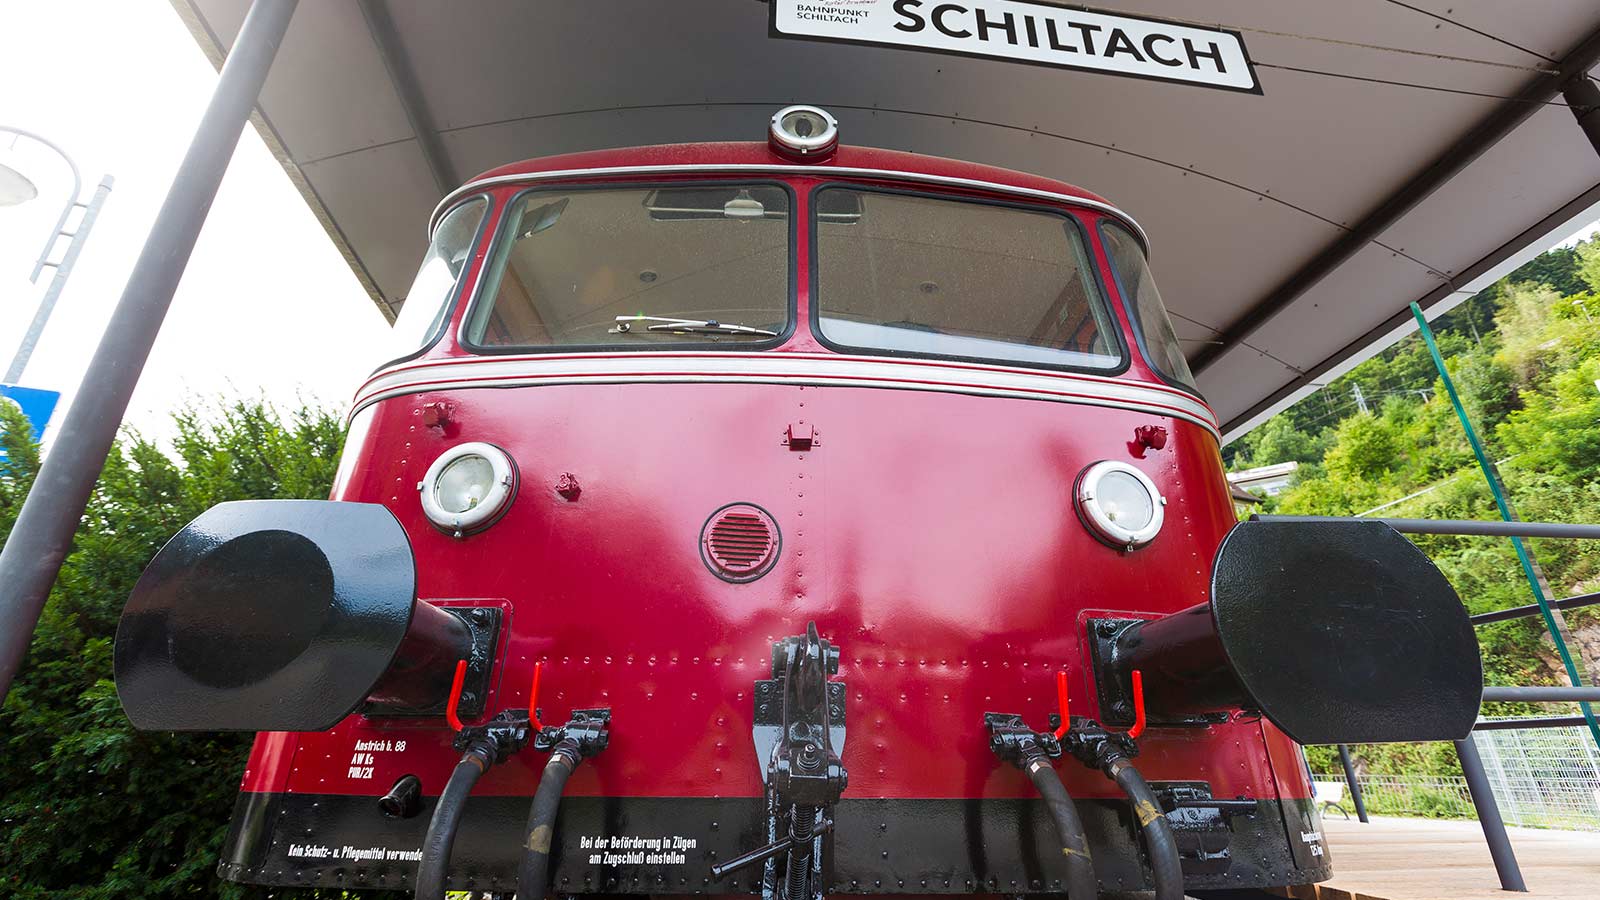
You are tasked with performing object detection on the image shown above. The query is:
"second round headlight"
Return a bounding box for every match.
[419,442,518,536]
[1075,460,1165,550]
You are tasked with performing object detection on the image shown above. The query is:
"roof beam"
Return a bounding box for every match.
[357,0,459,195]
[1191,23,1600,376]
[1566,75,1600,155]
[1218,178,1600,439]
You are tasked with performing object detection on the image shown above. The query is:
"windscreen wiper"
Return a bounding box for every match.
[609,315,778,337]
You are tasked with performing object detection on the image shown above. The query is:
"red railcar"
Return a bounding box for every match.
[114,107,1481,900]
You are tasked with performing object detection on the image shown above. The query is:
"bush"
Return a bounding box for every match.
[0,398,372,899]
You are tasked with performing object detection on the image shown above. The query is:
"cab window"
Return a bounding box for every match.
[463,184,792,349]
[812,187,1122,371]
[1101,222,1199,392]
[383,196,487,364]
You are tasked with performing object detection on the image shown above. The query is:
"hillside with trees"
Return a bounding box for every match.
[1227,238,1600,778]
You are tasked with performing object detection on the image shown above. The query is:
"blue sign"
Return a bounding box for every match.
[0,384,61,449]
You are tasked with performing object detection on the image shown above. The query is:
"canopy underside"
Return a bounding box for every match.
[173,0,1600,439]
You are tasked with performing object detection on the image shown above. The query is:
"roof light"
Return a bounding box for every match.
[769,105,838,161]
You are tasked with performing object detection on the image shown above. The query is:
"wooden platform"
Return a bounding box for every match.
[1268,816,1600,900]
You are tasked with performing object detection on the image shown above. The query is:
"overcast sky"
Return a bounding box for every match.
[0,0,391,442]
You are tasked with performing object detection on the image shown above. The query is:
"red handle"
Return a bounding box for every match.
[1126,669,1147,740]
[1052,670,1071,739]
[529,661,544,730]
[444,659,469,732]
[1045,669,1143,740]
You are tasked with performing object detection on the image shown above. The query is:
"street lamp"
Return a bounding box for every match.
[0,126,114,383]
[0,162,40,206]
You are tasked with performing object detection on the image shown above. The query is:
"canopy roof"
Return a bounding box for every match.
[172,0,1600,440]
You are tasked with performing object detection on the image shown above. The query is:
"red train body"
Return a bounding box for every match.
[115,108,1484,899]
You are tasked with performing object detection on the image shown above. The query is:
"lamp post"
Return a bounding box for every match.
[0,0,297,707]
[0,126,114,384]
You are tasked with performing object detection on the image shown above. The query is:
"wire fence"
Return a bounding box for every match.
[1313,774,1476,821]
[1313,727,1600,832]
[1475,726,1600,831]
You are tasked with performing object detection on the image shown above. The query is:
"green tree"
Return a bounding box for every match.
[1496,356,1600,482]
[0,398,356,899]
[1495,282,1562,384]
[1516,244,1586,297]
[1323,412,1399,481]
[1576,238,1600,294]
[1232,415,1326,467]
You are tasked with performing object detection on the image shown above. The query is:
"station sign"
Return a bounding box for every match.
[772,0,1260,94]
[0,384,60,458]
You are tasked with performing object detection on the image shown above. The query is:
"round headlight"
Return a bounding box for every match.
[419,442,517,536]
[1076,460,1165,550]
[769,105,839,159]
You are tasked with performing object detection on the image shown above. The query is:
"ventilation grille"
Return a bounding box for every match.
[702,504,780,582]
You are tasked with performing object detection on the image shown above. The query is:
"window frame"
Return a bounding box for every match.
[373,192,493,373]
[1097,219,1203,397]
[806,182,1129,377]
[457,179,799,356]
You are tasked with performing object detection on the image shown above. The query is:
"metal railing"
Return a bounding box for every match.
[1312,774,1475,821]
[1270,510,1600,893]
[1316,727,1600,832]
[1263,307,1600,892]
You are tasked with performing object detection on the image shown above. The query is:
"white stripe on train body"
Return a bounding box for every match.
[352,352,1220,439]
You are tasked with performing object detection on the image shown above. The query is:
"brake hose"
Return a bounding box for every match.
[516,737,582,899]
[1023,757,1098,899]
[1105,757,1183,900]
[985,690,1098,900]
[415,735,498,900]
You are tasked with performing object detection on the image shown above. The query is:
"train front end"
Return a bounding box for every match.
[112,108,1483,899]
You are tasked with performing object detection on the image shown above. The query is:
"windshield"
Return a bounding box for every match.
[1101,222,1198,392]
[812,188,1122,371]
[385,197,487,363]
[463,184,791,349]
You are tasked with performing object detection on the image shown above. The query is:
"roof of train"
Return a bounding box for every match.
[466,142,1115,206]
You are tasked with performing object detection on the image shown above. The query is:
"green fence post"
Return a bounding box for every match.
[1410,302,1600,752]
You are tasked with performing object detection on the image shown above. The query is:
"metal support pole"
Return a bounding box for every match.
[1454,737,1527,892]
[1379,517,1600,540]
[1562,75,1600,157]
[1336,744,1369,823]
[1472,589,1600,625]
[0,0,298,703]
[1475,715,1592,731]
[1260,514,1600,540]
[5,175,114,384]
[1481,686,1600,703]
